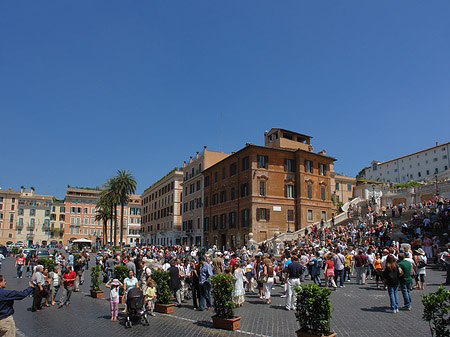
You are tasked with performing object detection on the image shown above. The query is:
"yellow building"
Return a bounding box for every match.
[17,188,53,246]
[0,188,21,245]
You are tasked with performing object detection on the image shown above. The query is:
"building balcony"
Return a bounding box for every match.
[42,224,50,230]
[16,223,23,229]
[27,224,35,230]
[26,234,34,240]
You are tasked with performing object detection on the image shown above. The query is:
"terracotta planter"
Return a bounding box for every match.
[155,303,175,314]
[90,290,104,299]
[295,328,337,337]
[212,315,241,331]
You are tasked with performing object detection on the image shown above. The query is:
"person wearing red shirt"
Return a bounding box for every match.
[58,266,76,308]
[14,253,26,279]
[324,254,337,288]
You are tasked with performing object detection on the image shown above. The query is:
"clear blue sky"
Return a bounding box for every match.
[1,1,450,198]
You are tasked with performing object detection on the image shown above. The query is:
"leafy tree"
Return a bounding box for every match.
[152,270,172,305]
[211,273,235,319]
[95,202,110,246]
[295,283,332,335]
[100,178,120,246]
[422,286,450,337]
[113,170,137,248]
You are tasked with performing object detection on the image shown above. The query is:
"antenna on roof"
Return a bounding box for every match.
[220,112,223,152]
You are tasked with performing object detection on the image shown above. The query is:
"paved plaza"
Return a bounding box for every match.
[3,256,448,337]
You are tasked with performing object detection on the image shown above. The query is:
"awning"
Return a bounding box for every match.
[72,238,92,243]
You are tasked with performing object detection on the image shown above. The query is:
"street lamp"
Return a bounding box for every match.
[372,184,376,204]
[287,211,292,233]
[435,168,439,196]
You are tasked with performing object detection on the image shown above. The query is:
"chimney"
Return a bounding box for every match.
[204,145,207,150]
[436,141,439,146]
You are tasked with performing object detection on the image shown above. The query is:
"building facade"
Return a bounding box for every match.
[63,187,103,246]
[127,194,142,247]
[362,142,450,183]
[16,189,53,246]
[181,147,229,247]
[141,168,183,246]
[0,188,21,245]
[203,128,335,249]
[330,168,356,205]
[50,199,65,245]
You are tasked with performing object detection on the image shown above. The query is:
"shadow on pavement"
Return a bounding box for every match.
[360,306,389,312]
[194,320,213,328]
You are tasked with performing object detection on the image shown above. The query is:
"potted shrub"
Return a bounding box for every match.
[152,269,175,314]
[114,265,129,303]
[294,284,336,337]
[211,273,240,331]
[422,286,450,337]
[90,265,104,298]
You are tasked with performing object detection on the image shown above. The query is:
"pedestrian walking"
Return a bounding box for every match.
[262,258,275,304]
[31,265,45,312]
[105,278,122,321]
[15,253,26,279]
[398,253,412,310]
[285,255,302,311]
[59,265,76,308]
[383,255,400,313]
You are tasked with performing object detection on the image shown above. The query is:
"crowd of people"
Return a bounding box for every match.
[1,197,449,335]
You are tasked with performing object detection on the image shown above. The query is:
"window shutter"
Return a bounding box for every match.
[284,185,287,198]
[294,185,297,198]
[256,208,260,221]
[267,208,270,221]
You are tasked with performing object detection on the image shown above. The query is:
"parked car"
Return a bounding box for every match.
[22,249,37,258]
[36,250,51,259]
[12,242,25,248]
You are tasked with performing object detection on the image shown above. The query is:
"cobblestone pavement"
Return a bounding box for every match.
[3,256,449,337]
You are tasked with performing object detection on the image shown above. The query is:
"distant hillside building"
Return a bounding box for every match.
[362,142,450,183]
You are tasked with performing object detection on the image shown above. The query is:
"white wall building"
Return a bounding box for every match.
[363,142,450,183]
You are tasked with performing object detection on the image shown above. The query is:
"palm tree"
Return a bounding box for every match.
[95,202,110,246]
[100,178,120,246]
[113,170,137,248]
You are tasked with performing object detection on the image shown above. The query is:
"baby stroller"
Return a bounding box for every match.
[124,288,149,328]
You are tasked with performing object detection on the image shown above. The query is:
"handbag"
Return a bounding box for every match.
[259,275,268,283]
[417,260,426,269]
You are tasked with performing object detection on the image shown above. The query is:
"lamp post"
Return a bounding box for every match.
[371,184,376,205]
[435,169,439,196]
[287,210,292,233]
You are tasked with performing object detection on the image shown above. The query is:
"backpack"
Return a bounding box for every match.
[315,258,323,269]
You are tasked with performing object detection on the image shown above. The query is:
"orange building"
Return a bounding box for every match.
[63,187,103,245]
[203,128,335,249]
[181,146,229,247]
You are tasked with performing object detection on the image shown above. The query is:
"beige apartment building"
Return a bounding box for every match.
[330,166,356,206]
[0,188,21,245]
[181,146,229,247]
[50,198,65,245]
[127,194,142,247]
[16,188,53,246]
[141,168,183,246]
